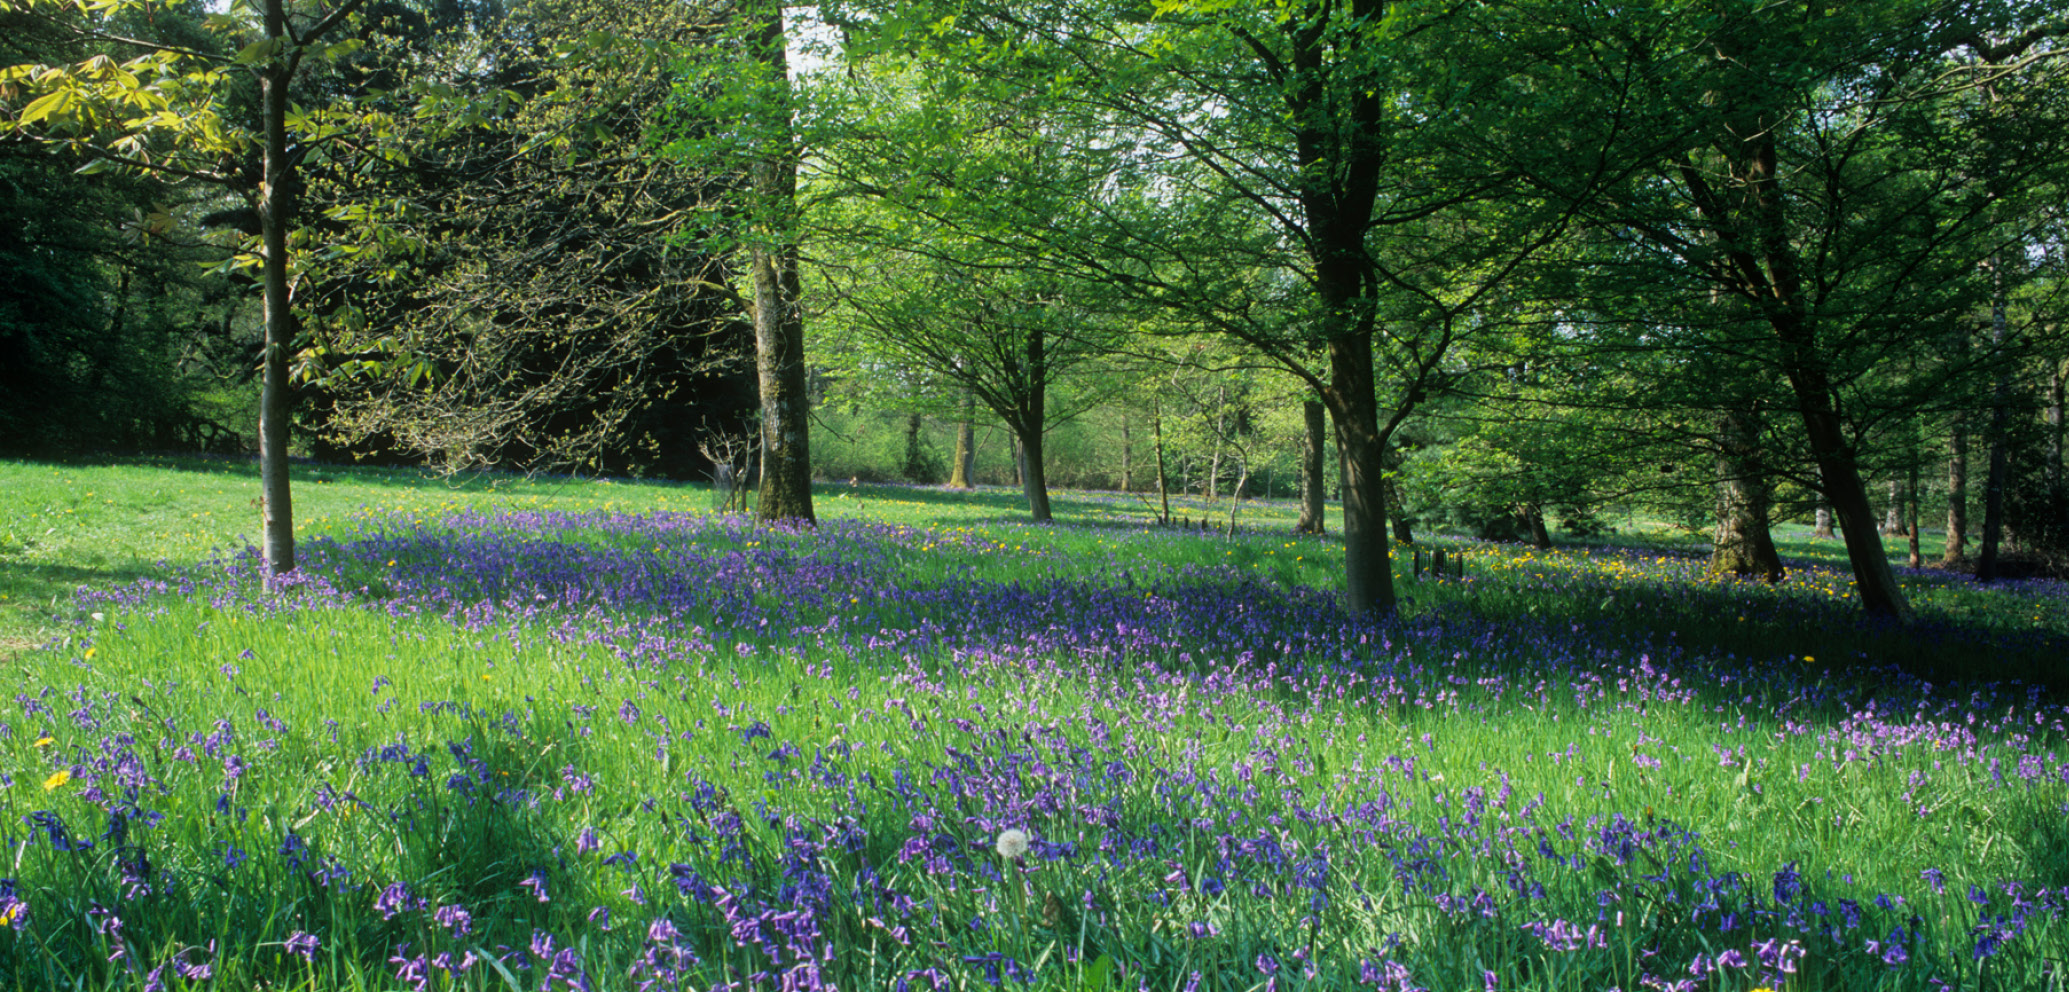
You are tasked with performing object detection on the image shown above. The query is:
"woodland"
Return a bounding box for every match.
[4,0,2068,616]
[4,4,2069,990]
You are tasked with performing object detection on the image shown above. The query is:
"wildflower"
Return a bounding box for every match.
[32,736,53,748]
[43,769,71,791]
[995,828,1030,860]
[433,903,474,936]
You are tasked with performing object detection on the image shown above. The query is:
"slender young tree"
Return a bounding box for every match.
[742,0,814,522]
[4,0,379,575]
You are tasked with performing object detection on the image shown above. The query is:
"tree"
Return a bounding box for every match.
[305,0,758,479]
[826,0,1580,614]
[4,0,383,575]
[0,5,241,455]
[740,0,815,523]
[1466,0,2069,616]
[816,227,1126,521]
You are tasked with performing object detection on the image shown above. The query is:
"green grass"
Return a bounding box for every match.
[1,455,2064,991]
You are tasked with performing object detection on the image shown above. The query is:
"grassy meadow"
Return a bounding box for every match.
[1,455,2065,991]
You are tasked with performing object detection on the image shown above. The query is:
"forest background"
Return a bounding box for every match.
[3,0,2068,616]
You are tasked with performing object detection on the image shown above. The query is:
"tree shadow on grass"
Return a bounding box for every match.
[0,711,598,989]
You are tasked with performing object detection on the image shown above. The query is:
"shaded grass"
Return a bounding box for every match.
[1,457,2067,990]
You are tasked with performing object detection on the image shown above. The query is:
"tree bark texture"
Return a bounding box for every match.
[1708,409,1783,581]
[1525,504,1552,549]
[748,4,814,525]
[1296,398,1327,535]
[1004,325,1051,522]
[1275,0,1397,614]
[1783,343,1908,614]
[1977,259,2011,582]
[949,390,976,489]
[1018,427,1052,522]
[751,235,814,522]
[258,2,295,576]
[1944,414,1968,563]
[1323,330,1395,616]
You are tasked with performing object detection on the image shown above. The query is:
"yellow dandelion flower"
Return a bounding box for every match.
[43,769,72,791]
[33,736,54,748]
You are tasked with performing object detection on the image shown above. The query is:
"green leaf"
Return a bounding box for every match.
[17,89,75,126]
[1080,954,1114,991]
[233,38,286,65]
[74,157,117,175]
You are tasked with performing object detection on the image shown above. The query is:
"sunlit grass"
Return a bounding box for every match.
[1,456,2065,991]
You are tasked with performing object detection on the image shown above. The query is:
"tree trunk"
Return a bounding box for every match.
[1794,396,1907,614]
[1384,442,1414,544]
[1715,353,1790,583]
[1119,413,1132,493]
[1010,326,1051,522]
[258,7,295,576]
[1813,503,1835,539]
[902,411,926,482]
[1883,480,1903,535]
[1017,427,1052,522]
[1680,18,1904,616]
[1223,460,1250,538]
[1323,330,1395,616]
[748,1,813,525]
[1907,459,1924,569]
[1525,504,1552,549]
[1153,396,1171,524]
[1296,398,1326,535]
[1386,477,1413,544]
[1206,385,1226,501]
[1708,409,1783,581]
[1944,413,1968,564]
[1977,258,2012,582]
[949,390,975,489]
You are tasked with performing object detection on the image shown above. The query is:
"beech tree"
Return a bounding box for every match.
[824,0,1582,614]
[816,229,1127,521]
[1464,0,2069,616]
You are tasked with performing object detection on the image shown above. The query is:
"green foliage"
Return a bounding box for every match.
[300,0,759,479]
